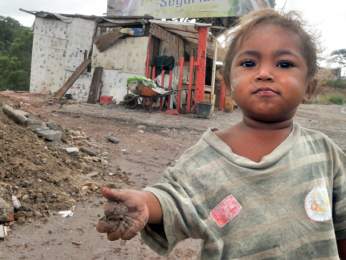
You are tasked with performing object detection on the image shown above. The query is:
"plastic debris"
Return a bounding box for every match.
[12,195,21,210]
[58,206,75,218]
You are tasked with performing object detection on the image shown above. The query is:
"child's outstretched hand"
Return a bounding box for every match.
[96,187,149,241]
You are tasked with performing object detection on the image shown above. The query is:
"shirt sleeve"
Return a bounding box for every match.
[140,166,205,255]
[332,146,346,240]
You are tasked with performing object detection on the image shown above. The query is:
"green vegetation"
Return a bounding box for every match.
[326,79,346,89]
[314,91,346,105]
[0,16,33,91]
[327,95,345,105]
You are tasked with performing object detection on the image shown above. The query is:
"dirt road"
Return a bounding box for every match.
[0,92,345,260]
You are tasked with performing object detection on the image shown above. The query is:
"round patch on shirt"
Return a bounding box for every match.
[305,184,331,222]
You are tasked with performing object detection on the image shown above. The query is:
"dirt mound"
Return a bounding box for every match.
[0,110,93,222]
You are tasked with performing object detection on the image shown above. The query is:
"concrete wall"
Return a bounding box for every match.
[66,72,93,102]
[100,70,136,103]
[30,17,96,98]
[30,18,69,93]
[92,37,149,102]
[92,37,148,74]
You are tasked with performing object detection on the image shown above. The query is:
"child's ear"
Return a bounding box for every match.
[304,78,317,101]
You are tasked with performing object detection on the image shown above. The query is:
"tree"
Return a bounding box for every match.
[330,49,346,68]
[0,16,32,91]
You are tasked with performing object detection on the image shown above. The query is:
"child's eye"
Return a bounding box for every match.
[240,60,256,68]
[277,60,295,68]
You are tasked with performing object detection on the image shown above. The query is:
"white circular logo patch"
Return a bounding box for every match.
[305,185,332,222]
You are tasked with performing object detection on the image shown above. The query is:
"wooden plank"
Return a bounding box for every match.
[87,67,104,104]
[165,28,199,40]
[54,58,91,99]
[94,29,124,52]
[149,24,179,43]
[160,24,197,33]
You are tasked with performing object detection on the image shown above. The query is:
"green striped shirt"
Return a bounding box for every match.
[141,123,346,259]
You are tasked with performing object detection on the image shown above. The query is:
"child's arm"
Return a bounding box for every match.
[338,240,346,259]
[96,187,162,240]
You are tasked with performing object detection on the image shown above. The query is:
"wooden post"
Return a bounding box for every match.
[210,40,218,111]
[87,67,104,104]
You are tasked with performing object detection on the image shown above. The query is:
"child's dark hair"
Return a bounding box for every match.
[223,8,318,88]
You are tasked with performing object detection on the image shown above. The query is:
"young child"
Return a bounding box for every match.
[97,9,346,259]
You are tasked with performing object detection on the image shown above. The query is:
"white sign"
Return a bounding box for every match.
[107,0,275,18]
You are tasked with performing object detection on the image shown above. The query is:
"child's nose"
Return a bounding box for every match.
[255,65,274,81]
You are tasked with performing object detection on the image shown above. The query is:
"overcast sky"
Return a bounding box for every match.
[1,0,345,59]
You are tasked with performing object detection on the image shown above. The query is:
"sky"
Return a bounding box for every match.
[275,0,346,60]
[0,0,106,26]
[0,0,345,60]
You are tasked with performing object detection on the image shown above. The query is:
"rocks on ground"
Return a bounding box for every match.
[0,104,117,228]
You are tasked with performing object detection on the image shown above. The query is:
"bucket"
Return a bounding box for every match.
[100,96,113,105]
[195,102,212,119]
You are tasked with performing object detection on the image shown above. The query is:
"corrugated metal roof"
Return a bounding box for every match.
[19,9,153,24]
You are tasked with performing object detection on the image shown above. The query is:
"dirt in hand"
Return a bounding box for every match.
[99,201,131,232]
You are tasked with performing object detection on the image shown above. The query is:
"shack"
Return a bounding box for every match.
[23,9,217,112]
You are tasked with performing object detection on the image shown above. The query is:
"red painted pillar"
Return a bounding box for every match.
[145,36,152,78]
[187,56,194,113]
[160,68,165,110]
[151,66,156,80]
[177,57,184,113]
[167,70,173,109]
[160,68,165,87]
[195,27,208,103]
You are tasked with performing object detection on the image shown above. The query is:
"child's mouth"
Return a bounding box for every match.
[253,88,280,97]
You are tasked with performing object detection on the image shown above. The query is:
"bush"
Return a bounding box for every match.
[326,79,346,89]
[328,95,345,105]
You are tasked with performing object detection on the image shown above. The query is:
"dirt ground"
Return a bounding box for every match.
[0,91,345,260]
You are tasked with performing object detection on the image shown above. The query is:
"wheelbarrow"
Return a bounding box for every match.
[124,84,173,112]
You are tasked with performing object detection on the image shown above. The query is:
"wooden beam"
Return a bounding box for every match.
[54,58,91,99]
[94,29,124,52]
[87,67,104,104]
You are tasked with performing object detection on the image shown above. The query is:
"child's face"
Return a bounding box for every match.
[230,24,310,123]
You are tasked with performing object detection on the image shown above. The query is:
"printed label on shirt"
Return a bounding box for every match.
[305,184,332,222]
[210,195,242,228]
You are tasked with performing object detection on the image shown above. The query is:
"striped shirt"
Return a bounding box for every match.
[141,123,346,259]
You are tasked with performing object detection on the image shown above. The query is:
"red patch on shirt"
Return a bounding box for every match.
[210,195,242,227]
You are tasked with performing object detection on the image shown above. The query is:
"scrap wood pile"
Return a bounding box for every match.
[0,104,105,228]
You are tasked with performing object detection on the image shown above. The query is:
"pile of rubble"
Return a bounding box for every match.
[0,103,108,238]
